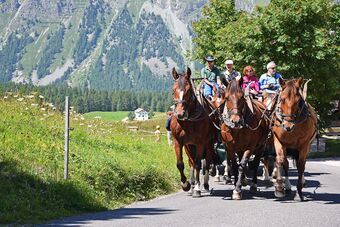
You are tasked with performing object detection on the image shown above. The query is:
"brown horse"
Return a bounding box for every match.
[209,87,234,184]
[220,79,269,199]
[272,77,317,201]
[170,67,217,197]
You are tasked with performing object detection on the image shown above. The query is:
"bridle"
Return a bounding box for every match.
[173,79,205,121]
[274,91,309,131]
[222,95,247,129]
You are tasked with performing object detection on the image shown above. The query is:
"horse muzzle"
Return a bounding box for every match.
[222,114,244,129]
[281,122,295,132]
[174,110,189,121]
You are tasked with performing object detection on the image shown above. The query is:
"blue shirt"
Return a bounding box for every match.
[259,72,282,92]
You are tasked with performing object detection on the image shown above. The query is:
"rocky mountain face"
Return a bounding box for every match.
[0,0,264,91]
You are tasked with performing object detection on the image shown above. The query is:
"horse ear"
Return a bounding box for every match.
[279,77,286,89]
[185,67,191,79]
[296,77,304,87]
[238,77,243,87]
[187,67,191,78]
[172,67,179,80]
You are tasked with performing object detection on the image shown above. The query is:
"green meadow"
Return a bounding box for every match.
[0,97,180,224]
[83,111,130,121]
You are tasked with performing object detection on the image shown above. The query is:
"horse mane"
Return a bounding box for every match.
[227,79,242,95]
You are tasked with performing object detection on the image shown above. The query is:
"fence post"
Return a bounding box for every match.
[64,96,69,180]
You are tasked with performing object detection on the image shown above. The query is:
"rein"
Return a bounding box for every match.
[195,80,224,130]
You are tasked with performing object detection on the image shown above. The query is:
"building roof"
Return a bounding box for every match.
[134,108,148,113]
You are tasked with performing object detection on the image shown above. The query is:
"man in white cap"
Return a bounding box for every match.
[259,61,282,94]
[201,55,222,99]
[224,59,241,82]
[259,61,283,110]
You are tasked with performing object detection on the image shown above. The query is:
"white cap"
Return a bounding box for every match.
[225,59,234,65]
[225,60,233,65]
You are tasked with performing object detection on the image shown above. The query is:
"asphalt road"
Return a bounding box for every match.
[40,158,340,227]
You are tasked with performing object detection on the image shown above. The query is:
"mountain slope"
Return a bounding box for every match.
[0,0,266,91]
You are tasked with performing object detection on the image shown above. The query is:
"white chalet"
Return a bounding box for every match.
[134,108,149,121]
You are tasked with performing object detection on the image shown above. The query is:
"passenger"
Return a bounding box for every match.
[223,59,241,82]
[201,55,222,99]
[242,65,259,98]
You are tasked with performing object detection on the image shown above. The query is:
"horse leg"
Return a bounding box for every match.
[192,146,204,198]
[200,158,209,192]
[174,140,190,191]
[294,148,308,202]
[283,158,292,194]
[262,157,271,181]
[214,164,220,182]
[273,137,285,198]
[224,158,233,184]
[204,142,214,192]
[226,147,238,185]
[188,165,195,195]
[232,150,251,200]
[250,153,261,194]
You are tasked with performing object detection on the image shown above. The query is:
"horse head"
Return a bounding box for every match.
[222,78,246,128]
[276,77,305,132]
[172,67,195,120]
[210,86,226,109]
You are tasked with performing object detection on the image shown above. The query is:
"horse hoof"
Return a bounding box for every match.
[188,186,194,195]
[192,190,201,198]
[294,192,305,202]
[250,185,257,194]
[285,188,292,195]
[232,191,242,200]
[182,182,191,192]
[225,177,233,185]
[274,189,285,198]
[263,177,270,182]
[204,183,209,191]
[210,168,216,177]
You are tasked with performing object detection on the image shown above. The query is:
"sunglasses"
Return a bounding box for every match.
[270,67,276,70]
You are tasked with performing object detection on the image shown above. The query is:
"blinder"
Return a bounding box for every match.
[275,93,309,129]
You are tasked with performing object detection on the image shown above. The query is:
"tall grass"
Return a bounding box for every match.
[0,98,179,224]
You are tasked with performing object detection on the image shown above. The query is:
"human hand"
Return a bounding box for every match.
[268,83,274,88]
[250,89,258,95]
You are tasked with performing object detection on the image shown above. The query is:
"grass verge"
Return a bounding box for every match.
[0,98,179,224]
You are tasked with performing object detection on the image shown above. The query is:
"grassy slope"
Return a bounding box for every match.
[0,98,179,224]
[83,111,130,121]
[83,111,165,122]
